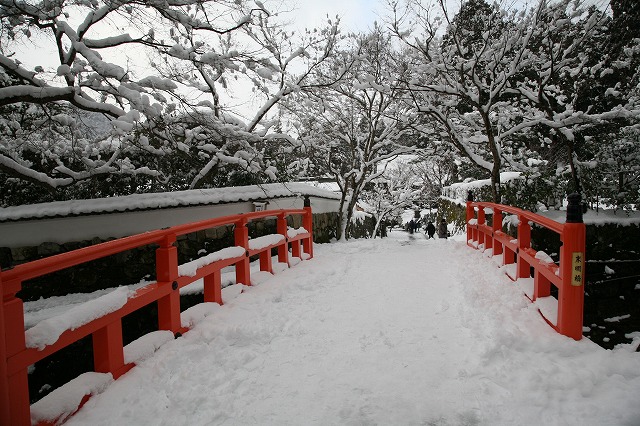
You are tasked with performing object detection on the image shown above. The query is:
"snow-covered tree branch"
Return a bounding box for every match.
[0,0,344,195]
[390,0,639,202]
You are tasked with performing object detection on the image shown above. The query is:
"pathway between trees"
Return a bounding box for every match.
[66,231,640,426]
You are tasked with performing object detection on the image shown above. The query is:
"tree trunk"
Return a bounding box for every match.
[482,112,502,203]
[344,189,360,240]
[336,189,349,241]
[565,140,582,195]
[490,162,501,203]
[372,211,388,239]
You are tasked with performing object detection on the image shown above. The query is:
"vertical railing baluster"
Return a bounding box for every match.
[259,251,273,273]
[204,270,223,305]
[478,205,486,249]
[517,215,531,279]
[277,213,289,266]
[492,208,503,257]
[156,234,181,334]
[234,218,251,286]
[302,196,314,259]
[93,320,127,378]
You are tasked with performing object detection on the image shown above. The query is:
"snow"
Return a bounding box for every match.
[501,262,518,280]
[516,277,535,300]
[137,76,178,91]
[25,287,130,350]
[535,250,555,264]
[41,231,640,426]
[287,226,308,238]
[604,314,631,323]
[351,209,371,223]
[539,208,640,226]
[123,330,175,365]
[248,234,285,250]
[178,246,246,277]
[255,67,274,80]
[31,372,113,425]
[535,296,559,327]
[180,303,222,329]
[442,172,523,204]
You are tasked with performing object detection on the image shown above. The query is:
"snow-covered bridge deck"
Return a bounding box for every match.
[60,231,640,426]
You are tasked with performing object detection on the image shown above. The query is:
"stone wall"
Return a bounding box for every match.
[1,212,339,302]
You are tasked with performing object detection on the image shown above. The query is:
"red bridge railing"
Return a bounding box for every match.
[0,203,314,425]
[465,193,586,341]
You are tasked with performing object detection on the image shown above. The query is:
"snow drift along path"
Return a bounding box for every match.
[66,231,640,426]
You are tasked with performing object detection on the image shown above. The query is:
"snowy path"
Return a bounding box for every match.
[66,231,640,426]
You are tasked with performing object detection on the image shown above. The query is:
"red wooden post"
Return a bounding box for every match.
[277,214,289,266]
[302,196,314,259]
[0,274,11,426]
[466,192,474,246]
[533,270,551,300]
[558,193,586,340]
[234,218,251,285]
[517,215,532,279]
[483,208,494,252]
[2,277,29,425]
[203,271,223,305]
[259,251,273,273]
[93,320,126,378]
[291,239,301,259]
[503,247,516,267]
[492,208,503,257]
[477,205,486,248]
[156,234,181,333]
[7,371,29,426]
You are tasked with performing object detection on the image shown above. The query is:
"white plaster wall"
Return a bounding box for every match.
[0,196,339,248]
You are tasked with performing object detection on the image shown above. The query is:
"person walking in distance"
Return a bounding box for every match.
[426,221,436,239]
[437,218,448,239]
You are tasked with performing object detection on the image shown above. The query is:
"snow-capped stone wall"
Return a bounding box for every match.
[0,183,340,248]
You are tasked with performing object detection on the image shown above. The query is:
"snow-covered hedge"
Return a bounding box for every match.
[442,172,523,204]
[442,171,567,212]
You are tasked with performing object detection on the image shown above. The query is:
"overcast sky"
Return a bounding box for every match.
[288,0,390,33]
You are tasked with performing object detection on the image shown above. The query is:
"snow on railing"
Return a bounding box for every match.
[0,202,314,426]
[464,192,586,341]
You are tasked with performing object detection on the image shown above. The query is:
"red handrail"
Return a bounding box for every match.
[465,194,585,341]
[0,206,314,425]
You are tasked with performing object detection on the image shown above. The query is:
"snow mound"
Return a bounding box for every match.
[124,330,175,365]
[25,287,130,350]
[181,303,222,329]
[31,372,113,425]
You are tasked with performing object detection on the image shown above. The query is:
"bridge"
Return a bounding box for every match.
[1,198,640,425]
